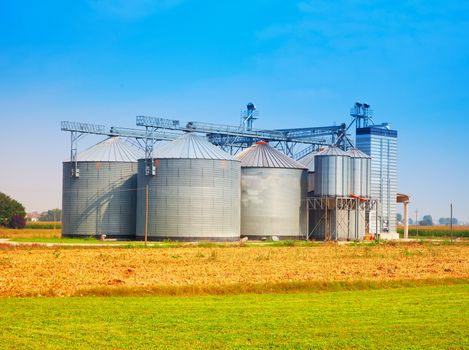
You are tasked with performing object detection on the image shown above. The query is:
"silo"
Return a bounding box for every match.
[136,133,240,241]
[314,146,351,197]
[236,141,308,240]
[298,148,325,194]
[309,146,351,241]
[347,148,371,198]
[62,137,141,239]
[347,148,371,241]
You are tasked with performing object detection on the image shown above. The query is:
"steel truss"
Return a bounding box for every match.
[62,102,367,176]
[136,116,347,158]
[306,196,378,241]
[61,121,180,177]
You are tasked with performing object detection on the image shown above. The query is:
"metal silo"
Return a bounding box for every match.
[62,137,141,239]
[136,133,240,241]
[347,148,371,198]
[314,146,351,197]
[298,148,325,194]
[236,141,308,240]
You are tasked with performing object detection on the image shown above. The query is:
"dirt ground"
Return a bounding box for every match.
[0,242,467,297]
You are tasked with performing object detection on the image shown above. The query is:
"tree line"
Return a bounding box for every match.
[397,213,458,226]
[0,192,62,229]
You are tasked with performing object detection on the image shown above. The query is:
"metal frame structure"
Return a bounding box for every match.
[306,196,378,241]
[61,121,180,177]
[62,102,381,177]
[240,102,259,130]
[350,102,374,129]
[136,116,347,159]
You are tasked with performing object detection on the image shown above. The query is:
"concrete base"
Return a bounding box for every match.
[378,232,400,240]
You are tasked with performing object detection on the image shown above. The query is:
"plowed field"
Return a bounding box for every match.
[0,242,467,297]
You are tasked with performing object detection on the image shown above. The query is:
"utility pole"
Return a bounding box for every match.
[450,203,453,243]
[145,185,149,246]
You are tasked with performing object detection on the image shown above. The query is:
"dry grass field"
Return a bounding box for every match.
[0,242,467,297]
[0,221,61,239]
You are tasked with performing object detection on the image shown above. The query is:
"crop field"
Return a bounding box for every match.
[0,228,61,239]
[397,225,469,238]
[0,222,62,239]
[25,221,62,229]
[0,242,467,297]
[0,241,467,349]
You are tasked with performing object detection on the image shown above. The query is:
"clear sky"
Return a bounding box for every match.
[0,0,468,223]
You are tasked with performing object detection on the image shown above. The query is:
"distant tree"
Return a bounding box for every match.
[396,213,403,223]
[438,217,458,225]
[0,192,26,228]
[39,209,62,222]
[419,215,433,226]
[408,218,414,225]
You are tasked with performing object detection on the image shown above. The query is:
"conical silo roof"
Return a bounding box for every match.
[75,137,142,162]
[317,146,350,157]
[154,132,236,160]
[236,141,306,169]
[298,148,326,171]
[347,148,371,158]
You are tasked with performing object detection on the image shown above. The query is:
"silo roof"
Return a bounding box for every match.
[316,146,350,157]
[154,132,236,160]
[347,148,371,158]
[236,141,306,169]
[75,137,142,162]
[298,149,326,171]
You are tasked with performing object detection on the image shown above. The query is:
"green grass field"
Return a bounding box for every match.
[1,284,467,350]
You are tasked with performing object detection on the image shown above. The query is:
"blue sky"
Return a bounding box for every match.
[0,0,468,222]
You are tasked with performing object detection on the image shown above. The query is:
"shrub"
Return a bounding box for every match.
[9,214,26,229]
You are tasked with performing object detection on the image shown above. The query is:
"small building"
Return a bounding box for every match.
[26,212,40,222]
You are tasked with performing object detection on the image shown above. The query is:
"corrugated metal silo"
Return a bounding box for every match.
[298,148,325,194]
[347,148,371,198]
[62,137,141,239]
[136,133,240,241]
[314,146,351,197]
[236,141,308,240]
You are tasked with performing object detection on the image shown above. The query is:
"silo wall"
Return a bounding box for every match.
[350,157,371,197]
[314,155,350,197]
[136,158,241,241]
[240,168,308,239]
[307,172,315,193]
[62,161,137,239]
